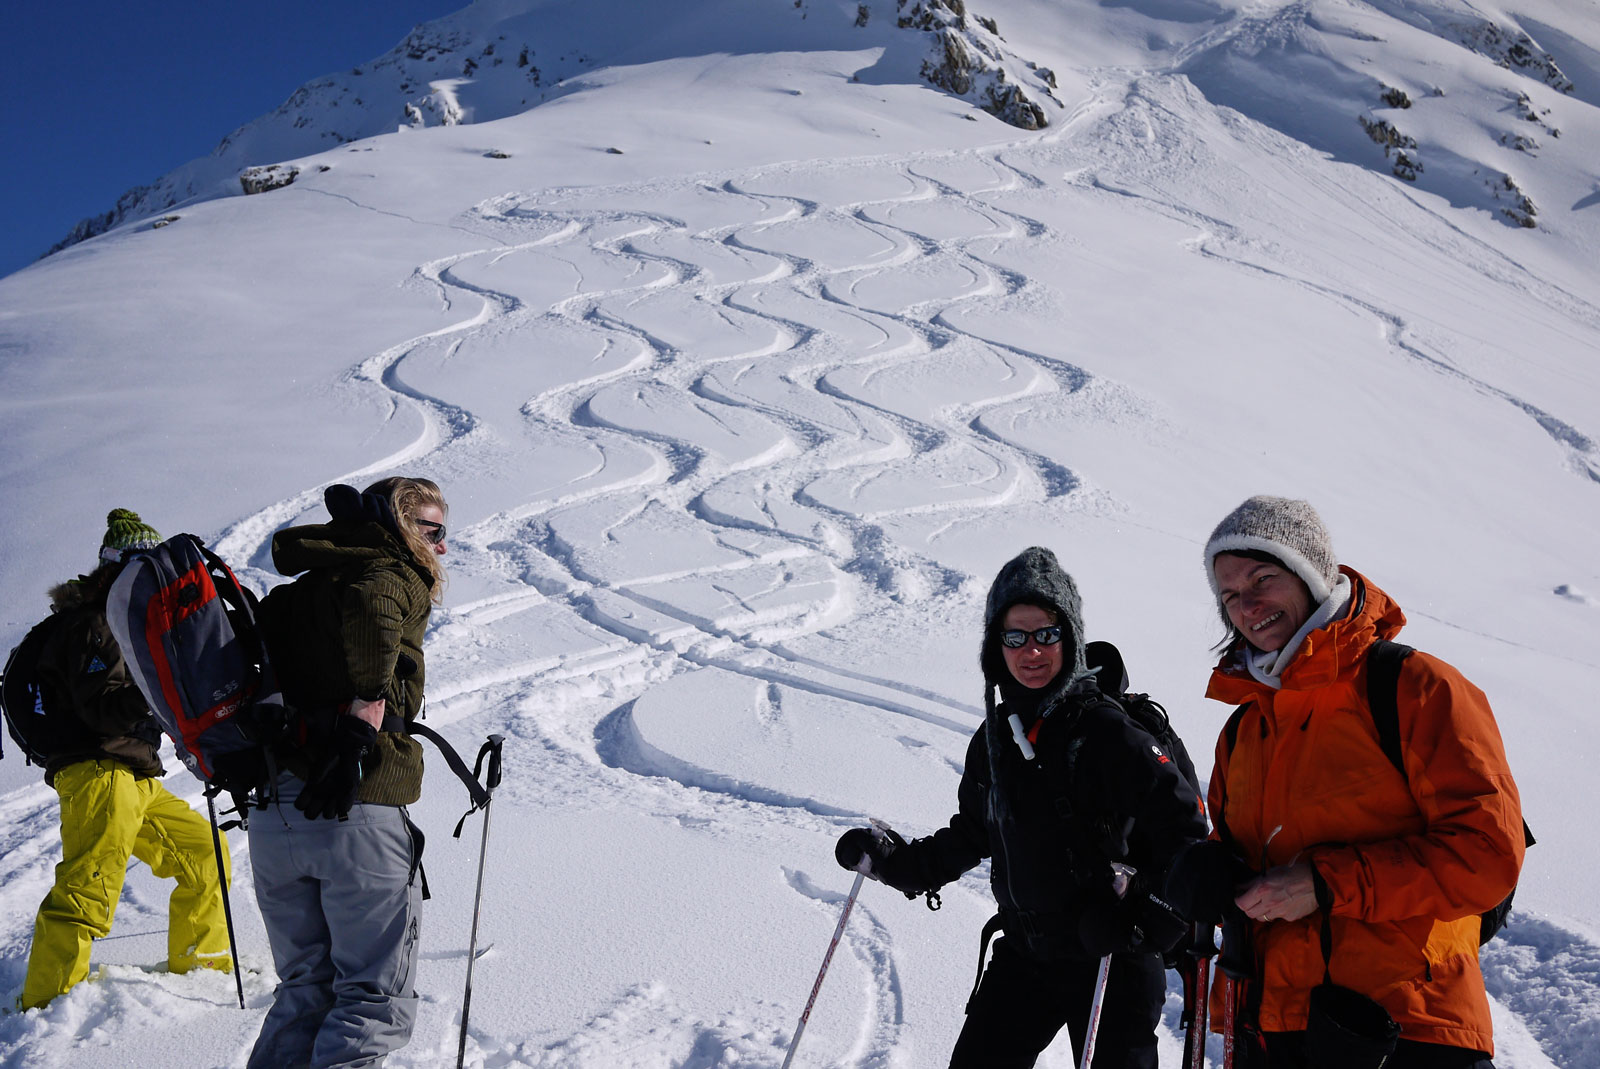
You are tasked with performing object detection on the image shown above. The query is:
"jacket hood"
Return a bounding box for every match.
[271,523,399,577]
[271,483,422,579]
[1207,566,1405,703]
[981,546,1091,694]
[47,566,117,612]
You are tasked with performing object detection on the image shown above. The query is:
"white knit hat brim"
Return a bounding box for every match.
[1205,532,1335,604]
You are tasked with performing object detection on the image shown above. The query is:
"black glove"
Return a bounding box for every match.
[1165,840,1253,926]
[295,716,379,821]
[211,747,271,811]
[835,824,907,881]
[1078,887,1190,956]
[1130,891,1191,954]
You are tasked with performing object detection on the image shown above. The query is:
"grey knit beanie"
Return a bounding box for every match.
[1204,496,1339,603]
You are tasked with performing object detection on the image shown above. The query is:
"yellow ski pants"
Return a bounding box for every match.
[21,760,232,1010]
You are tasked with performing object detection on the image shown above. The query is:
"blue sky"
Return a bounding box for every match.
[3,1,458,279]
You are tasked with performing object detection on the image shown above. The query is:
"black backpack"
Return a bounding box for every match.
[1366,640,1534,944]
[1085,639,1204,803]
[0,614,78,766]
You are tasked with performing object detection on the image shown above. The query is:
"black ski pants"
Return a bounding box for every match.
[949,937,1163,1069]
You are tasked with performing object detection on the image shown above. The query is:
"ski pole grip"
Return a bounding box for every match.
[477,734,505,792]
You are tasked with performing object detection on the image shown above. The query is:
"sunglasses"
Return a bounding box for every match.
[1000,626,1062,649]
[416,519,447,545]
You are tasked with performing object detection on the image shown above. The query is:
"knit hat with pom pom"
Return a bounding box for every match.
[99,509,163,565]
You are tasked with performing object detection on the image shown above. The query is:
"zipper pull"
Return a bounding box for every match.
[1262,824,1284,870]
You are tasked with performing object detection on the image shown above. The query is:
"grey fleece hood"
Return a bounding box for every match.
[981,546,1091,694]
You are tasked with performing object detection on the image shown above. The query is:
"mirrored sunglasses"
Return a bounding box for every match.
[416,519,446,545]
[1000,626,1062,649]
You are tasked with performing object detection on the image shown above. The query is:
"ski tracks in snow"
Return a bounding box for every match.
[194,139,1132,1068]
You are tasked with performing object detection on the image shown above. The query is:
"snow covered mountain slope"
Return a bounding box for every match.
[3,1,1598,1066]
[43,0,1063,255]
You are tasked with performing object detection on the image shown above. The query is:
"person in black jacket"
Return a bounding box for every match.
[836,546,1206,1068]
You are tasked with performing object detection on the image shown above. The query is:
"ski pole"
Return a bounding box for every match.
[456,734,505,1069]
[1186,952,1211,1069]
[1182,922,1218,1069]
[780,869,865,1069]
[1183,922,1216,1069]
[1079,953,1113,1069]
[206,791,246,1010]
[1222,972,1238,1069]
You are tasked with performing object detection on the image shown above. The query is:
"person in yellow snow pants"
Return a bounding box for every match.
[21,760,232,1010]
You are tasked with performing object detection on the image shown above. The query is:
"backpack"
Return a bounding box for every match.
[0,614,78,765]
[106,529,494,825]
[1085,639,1205,803]
[104,533,290,800]
[1365,639,1534,944]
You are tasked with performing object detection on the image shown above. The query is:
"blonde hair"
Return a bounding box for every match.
[365,476,448,603]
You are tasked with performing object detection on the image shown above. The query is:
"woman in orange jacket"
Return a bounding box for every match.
[1166,496,1524,1069]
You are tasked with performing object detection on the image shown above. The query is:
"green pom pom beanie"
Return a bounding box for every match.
[99,508,163,565]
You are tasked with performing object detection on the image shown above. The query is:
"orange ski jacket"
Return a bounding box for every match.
[1204,567,1523,1054]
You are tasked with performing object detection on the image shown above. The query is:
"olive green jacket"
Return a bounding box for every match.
[260,519,434,805]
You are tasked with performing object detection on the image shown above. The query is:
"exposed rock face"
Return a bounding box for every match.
[43,183,169,258]
[888,1,1053,130]
[1494,174,1538,228]
[1359,115,1421,181]
[239,164,301,195]
[1456,21,1575,94]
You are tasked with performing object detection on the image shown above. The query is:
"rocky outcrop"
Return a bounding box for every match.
[1358,115,1421,181]
[239,164,301,195]
[43,182,171,258]
[1456,22,1575,94]
[1493,174,1538,228]
[886,1,1053,130]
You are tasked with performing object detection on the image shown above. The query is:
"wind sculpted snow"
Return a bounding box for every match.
[2,1,1600,1067]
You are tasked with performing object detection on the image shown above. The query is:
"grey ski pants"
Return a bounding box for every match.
[247,777,422,1069]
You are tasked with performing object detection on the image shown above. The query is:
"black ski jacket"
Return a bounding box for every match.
[882,684,1206,961]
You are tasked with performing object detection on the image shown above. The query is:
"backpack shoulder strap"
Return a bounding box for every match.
[1214,701,1254,856]
[1365,638,1415,779]
[1221,700,1251,758]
